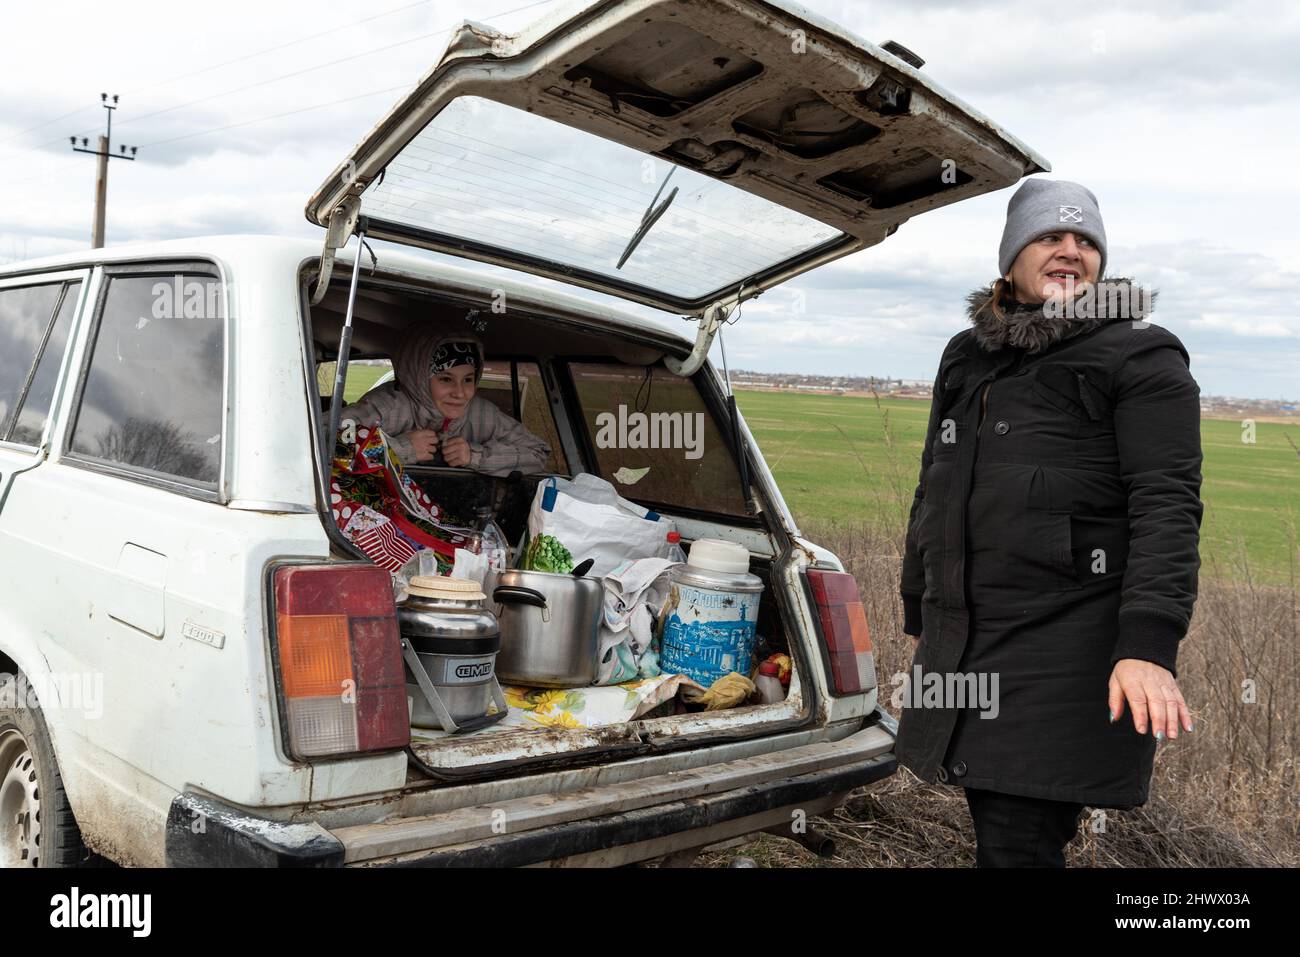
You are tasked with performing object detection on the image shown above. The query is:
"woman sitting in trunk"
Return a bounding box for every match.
[341,325,551,477]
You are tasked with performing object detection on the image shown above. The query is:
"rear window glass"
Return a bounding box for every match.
[359,96,843,307]
[318,359,393,403]
[0,282,65,440]
[9,281,82,447]
[481,360,567,475]
[569,362,746,516]
[69,272,225,488]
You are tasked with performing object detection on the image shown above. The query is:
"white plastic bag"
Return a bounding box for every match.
[451,548,489,588]
[391,549,444,603]
[528,473,676,578]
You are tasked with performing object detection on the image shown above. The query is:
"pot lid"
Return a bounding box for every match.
[408,575,487,602]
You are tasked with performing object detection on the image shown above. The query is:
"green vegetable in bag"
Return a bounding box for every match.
[524,534,575,574]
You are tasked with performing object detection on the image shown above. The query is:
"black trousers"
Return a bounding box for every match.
[963,787,1086,867]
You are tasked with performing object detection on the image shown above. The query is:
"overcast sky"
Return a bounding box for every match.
[3,0,1297,400]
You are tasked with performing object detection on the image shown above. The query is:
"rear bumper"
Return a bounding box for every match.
[166,712,896,867]
[381,748,895,867]
[165,793,346,867]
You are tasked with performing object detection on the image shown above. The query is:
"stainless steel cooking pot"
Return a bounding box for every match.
[492,569,603,687]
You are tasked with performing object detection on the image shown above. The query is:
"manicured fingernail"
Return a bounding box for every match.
[1108,708,1115,723]
[1188,724,1195,733]
[1155,731,1165,741]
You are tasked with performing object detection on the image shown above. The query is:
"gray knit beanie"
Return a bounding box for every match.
[998,179,1107,279]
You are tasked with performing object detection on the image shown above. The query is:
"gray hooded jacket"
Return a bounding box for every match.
[340,328,551,476]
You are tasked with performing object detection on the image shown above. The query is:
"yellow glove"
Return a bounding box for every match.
[683,672,756,711]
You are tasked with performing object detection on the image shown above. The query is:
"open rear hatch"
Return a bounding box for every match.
[301,0,1049,773]
[305,0,1048,316]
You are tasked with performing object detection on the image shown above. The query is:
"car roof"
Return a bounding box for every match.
[0,234,695,347]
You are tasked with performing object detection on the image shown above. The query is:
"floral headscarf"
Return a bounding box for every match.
[429,340,483,377]
[393,327,485,420]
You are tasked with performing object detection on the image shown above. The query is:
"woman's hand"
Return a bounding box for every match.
[406,429,440,462]
[1108,659,1193,740]
[441,436,473,468]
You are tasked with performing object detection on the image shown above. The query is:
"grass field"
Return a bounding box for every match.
[327,361,389,403]
[328,363,1299,579]
[733,389,1299,582]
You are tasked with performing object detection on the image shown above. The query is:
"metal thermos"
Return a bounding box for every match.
[397,576,505,731]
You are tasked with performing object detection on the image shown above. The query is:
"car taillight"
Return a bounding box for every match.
[806,568,877,696]
[272,564,409,759]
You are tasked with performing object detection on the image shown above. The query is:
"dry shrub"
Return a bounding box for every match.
[704,522,1298,869]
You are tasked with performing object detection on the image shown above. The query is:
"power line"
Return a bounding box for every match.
[0,0,441,145]
[5,85,410,189]
[122,0,442,95]
[137,85,413,149]
[6,157,83,189]
[0,0,557,162]
[117,0,556,132]
[1,105,97,147]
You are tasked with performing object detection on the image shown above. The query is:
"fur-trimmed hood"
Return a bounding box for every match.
[966,277,1157,354]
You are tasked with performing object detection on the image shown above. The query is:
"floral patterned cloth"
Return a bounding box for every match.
[498,674,702,730]
[331,423,472,574]
[407,675,706,744]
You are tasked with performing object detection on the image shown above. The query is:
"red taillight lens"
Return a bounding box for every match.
[273,565,409,759]
[806,569,876,696]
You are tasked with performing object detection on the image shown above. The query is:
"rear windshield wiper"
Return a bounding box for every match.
[616,167,678,270]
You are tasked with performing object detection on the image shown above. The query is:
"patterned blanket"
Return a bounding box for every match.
[330,423,473,574]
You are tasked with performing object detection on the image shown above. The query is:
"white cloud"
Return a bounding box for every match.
[1190,315,1295,338]
[1,0,1297,399]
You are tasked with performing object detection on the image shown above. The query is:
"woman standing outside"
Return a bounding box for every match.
[896,180,1203,867]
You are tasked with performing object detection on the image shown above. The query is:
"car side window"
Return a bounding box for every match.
[480,360,569,475]
[0,282,67,442]
[8,281,82,447]
[569,361,747,516]
[68,271,225,489]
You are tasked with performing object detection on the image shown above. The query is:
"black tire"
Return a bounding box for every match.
[0,671,102,868]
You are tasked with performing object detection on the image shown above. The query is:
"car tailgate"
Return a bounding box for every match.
[332,721,895,866]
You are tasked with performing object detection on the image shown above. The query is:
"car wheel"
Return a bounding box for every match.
[0,672,99,868]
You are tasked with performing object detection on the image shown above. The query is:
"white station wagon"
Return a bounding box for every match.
[0,0,1044,867]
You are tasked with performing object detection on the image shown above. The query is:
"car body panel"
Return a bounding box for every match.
[0,235,884,867]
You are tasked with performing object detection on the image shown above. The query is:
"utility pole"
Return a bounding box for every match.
[71,94,138,248]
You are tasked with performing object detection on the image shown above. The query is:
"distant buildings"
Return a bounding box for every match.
[733,370,932,398]
[733,370,1297,416]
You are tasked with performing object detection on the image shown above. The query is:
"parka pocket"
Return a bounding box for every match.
[1025,466,1083,592]
[1070,513,1130,582]
[914,477,959,607]
[914,498,943,603]
[1032,364,1110,422]
[931,357,970,459]
[939,356,967,393]
[1042,510,1082,591]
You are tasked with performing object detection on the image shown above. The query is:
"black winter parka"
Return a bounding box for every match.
[895,280,1203,808]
